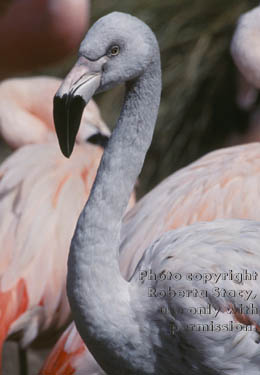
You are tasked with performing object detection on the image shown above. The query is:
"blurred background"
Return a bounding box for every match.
[0,0,259,196]
[1,0,260,373]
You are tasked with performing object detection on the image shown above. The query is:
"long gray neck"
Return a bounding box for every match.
[67,53,161,374]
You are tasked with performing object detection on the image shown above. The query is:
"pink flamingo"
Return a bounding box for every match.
[40,11,260,375]
[231,3,260,96]
[229,3,260,144]
[0,76,109,149]
[0,0,90,78]
[0,76,135,372]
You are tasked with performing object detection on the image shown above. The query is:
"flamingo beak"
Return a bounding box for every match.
[53,56,106,158]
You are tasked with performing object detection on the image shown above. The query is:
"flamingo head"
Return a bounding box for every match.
[53,11,158,157]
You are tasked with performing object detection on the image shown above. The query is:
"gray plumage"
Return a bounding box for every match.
[54,11,260,375]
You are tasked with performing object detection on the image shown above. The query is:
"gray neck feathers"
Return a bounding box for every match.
[67,52,161,373]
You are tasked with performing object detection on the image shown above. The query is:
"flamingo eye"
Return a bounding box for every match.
[108,45,120,56]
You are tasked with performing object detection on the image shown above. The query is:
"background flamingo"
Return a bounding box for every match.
[41,12,260,374]
[0,76,109,150]
[0,2,93,373]
[231,3,260,94]
[0,0,90,79]
[229,2,260,145]
[0,76,135,375]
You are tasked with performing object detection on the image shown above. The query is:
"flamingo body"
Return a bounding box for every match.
[41,323,103,375]
[41,142,260,374]
[0,76,134,369]
[0,141,103,363]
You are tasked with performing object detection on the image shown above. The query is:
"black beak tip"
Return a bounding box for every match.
[61,146,73,159]
[53,94,86,159]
